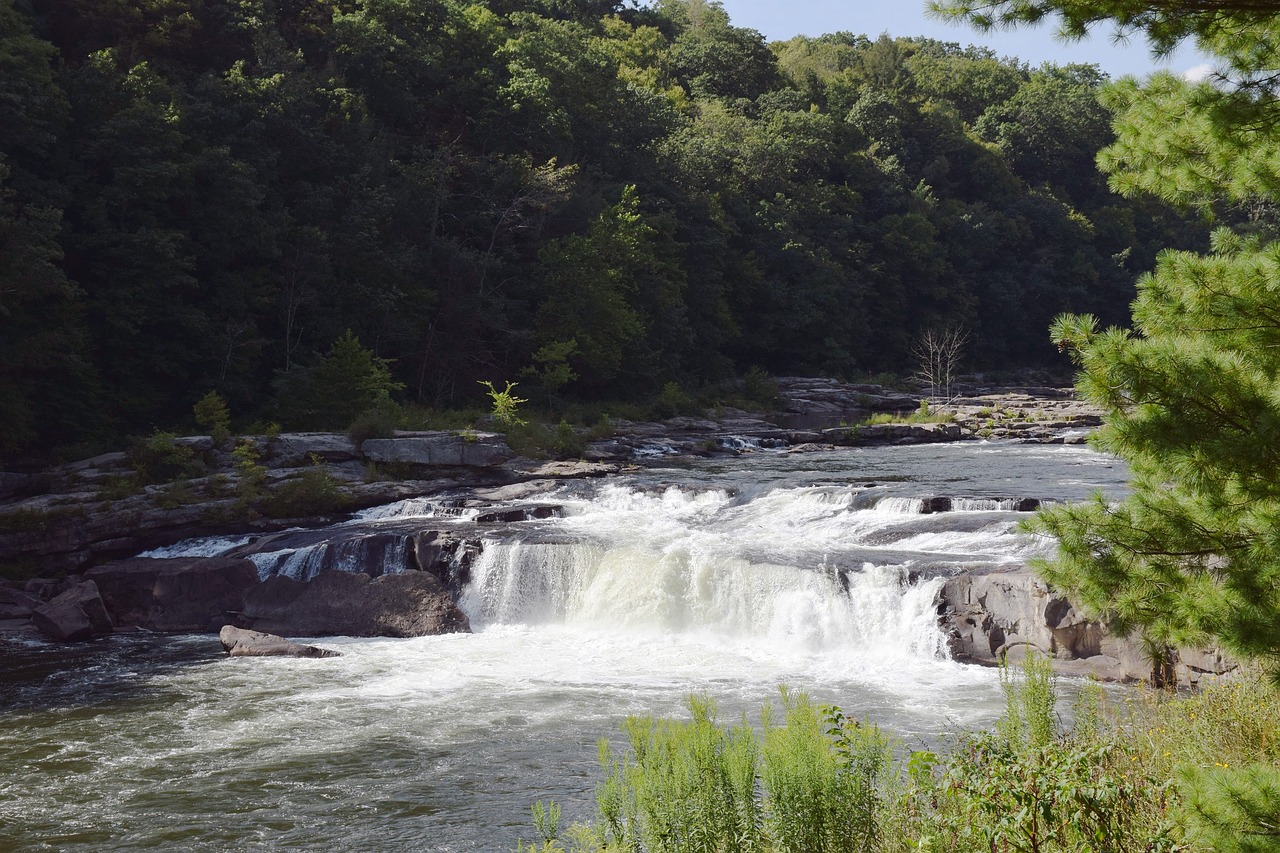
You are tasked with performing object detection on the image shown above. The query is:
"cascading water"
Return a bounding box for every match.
[0,442,1130,852]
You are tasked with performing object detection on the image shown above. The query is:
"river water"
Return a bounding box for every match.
[0,442,1127,852]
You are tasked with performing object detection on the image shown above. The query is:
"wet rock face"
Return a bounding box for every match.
[939,566,1236,686]
[219,625,341,658]
[238,569,471,638]
[85,557,260,632]
[31,581,114,642]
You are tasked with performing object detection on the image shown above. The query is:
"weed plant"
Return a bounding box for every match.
[520,655,1280,853]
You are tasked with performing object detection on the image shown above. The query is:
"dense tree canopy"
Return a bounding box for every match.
[0,0,1209,462]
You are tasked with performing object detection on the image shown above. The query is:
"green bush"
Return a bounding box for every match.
[348,396,401,444]
[274,330,404,430]
[525,655,1280,853]
[505,420,587,460]
[742,367,781,410]
[193,390,232,446]
[128,431,207,484]
[260,462,352,518]
[653,381,698,419]
[232,439,267,507]
[480,380,529,428]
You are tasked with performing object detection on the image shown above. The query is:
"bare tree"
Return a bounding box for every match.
[912,326,968,404]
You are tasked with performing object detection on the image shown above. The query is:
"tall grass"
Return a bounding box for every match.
[520,656,1280,853]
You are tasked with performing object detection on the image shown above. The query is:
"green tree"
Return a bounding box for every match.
[275,330,403,430]
[933,0,1280,669]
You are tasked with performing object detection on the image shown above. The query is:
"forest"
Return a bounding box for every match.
[0,0,1211,463]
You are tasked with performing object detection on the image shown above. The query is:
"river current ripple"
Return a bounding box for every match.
[0,442,1127,851]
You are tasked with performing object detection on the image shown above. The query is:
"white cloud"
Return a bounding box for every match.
[1182,62,1215,82]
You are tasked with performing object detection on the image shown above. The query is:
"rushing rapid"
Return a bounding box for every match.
[0,442,1128,852]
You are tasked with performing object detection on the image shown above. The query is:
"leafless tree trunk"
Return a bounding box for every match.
[912,326,968,404]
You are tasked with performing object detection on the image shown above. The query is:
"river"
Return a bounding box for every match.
[0,441,1127,851]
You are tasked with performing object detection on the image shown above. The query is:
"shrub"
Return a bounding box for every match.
[260,461,352,518]
[348,396,401,444]
[479,380,528,429]
[193,391,232,446]
[653,381,698,419]
[274,330,403,430]
[232,439,267,506]
[742,367,781,409]
[505,420,586,460]
[128,431,207,484]
[155,479,199,510]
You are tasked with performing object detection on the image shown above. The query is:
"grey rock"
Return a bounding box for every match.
[940,566,1237,685]
[219,625,340,658]
[32,581,113,642]
[0,472,41,501]
[239,569,471,638]
[361,433,515,468]
[266,433,360,467]
[86,557,260,632]
[0,586,41,619]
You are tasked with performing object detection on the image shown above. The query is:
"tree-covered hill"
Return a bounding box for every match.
[0,0,1208,462]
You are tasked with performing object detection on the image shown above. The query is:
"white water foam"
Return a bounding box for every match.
[138,535,251,559]
[249,537,412,581]
[457,483,969,663]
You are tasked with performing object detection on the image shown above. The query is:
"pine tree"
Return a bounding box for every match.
[932,0,1280,669]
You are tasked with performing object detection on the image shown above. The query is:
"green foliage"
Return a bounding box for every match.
[232,439,267,507]
[1182,764,1280,852]
[505,419,586,460]
[275,331,404,431]
[193,391,232,447]
[479,380,529,429]
[576,691,894,853]
[0,0,1213,459]
[996,652,1058,753]
[761,695,890,852]
[653,381,698,420]
[155,478,199,511]
[859,410,954,427]
[348,396,402,445]
[260,462,352,519]
[533,659,1280,853]
[127,432,207,485]
[741,367,781,410]
[0,506,71,534]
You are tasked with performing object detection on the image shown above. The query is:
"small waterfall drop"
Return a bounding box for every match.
[452,482,996,661]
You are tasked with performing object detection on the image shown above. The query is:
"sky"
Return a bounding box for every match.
[716,0,1212,80]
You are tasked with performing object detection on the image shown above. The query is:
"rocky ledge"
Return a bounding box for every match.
[2,553,470,646]
[941,566,1236,687]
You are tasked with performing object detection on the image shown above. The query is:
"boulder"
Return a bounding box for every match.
[239,569,471,637]
[85,556,260,632]
[265,433,360,467]
[361,433,515,468]
[219,625,340,658]
[940,566,1236,685]
[0,586,41,619]
[32,581,114,642]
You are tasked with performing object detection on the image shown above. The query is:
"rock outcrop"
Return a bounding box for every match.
[940,566,1236,685]
[238,569,471,637]
[361,432,515,468]
[31,580,114,641]
[86,556,260,632]
[219,625,340,658]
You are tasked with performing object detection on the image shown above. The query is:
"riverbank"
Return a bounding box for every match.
[1,381,1231,686]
